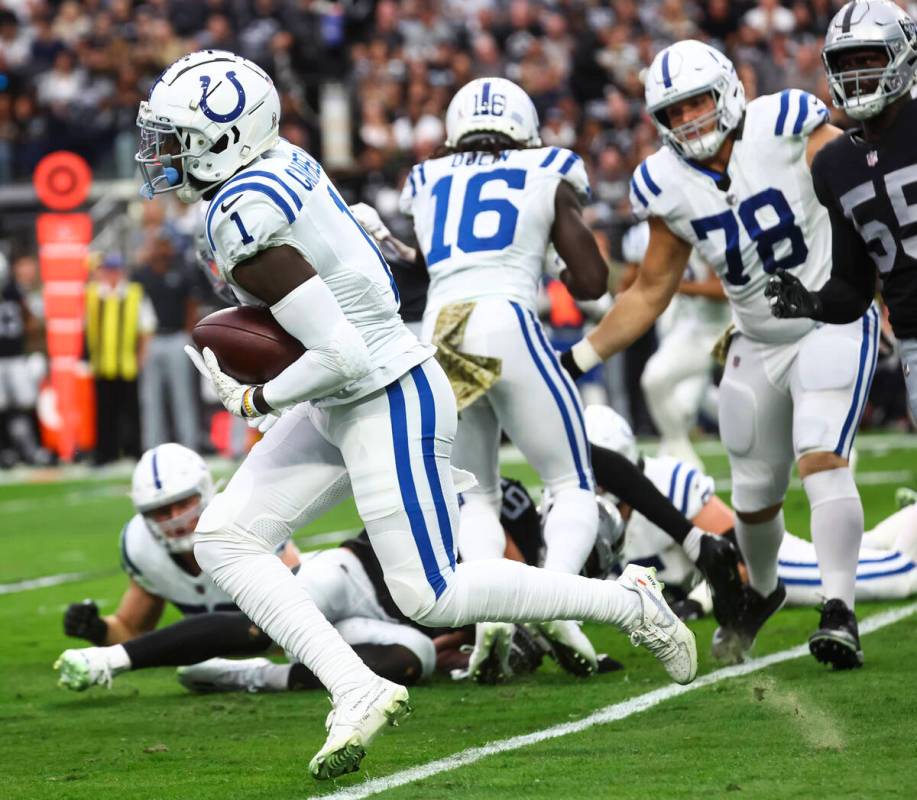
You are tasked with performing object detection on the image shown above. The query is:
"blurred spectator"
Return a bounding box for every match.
[84,254,154,465]
[0,251,47,467]
[134,230,200,452]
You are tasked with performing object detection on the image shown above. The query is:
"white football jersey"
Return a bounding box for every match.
[119,515,237,614]
[399,146,590,317]
[206,139,433,405]
[630,90,832,344]
[619,455,715,588]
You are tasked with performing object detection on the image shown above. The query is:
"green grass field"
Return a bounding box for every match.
[2,436,916,800]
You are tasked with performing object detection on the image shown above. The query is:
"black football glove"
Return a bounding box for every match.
[560,349,584,381]
[765,269,822,319]
[64,599,108,645]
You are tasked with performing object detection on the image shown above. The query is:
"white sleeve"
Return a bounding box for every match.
[207,189,297,271]
[262,277,372,408]
[398,164,422,217]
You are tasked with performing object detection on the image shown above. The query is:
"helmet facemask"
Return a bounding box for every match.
[136,103,227,203]
[654,88,732,161]
[824,41,911,120]
[141,491,205,554]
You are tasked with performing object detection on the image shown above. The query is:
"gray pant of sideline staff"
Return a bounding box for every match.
[900,338,917,423]
[140,331,200,451]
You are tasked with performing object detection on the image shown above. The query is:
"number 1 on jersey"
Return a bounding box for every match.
[425,168,527,266]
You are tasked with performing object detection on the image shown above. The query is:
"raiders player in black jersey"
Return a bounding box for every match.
[766,1,917,669]
[767,1,917,423]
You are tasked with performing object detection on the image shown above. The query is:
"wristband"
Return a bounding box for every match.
[570,338,602,373]
[241,387,260,418]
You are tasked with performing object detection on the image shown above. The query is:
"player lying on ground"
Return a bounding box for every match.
[587,406,917,622]
[560,39,877,670]
[55,444,435,690]
[177,476,626,692]
[136,52,696,779]
[766,1,917,421]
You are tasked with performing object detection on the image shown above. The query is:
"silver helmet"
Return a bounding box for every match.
[823,1,917,120]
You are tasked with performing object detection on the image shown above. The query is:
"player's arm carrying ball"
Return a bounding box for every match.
[187,244,372,418]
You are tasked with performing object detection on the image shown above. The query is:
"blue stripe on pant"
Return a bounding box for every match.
[386,372,448,598]
[510,302,592,491]
[835,305,879,457]
[410,364,457,570]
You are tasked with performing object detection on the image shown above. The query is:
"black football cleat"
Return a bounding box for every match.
[508,623,549,676]
[695,534,745,629]
[711,581,787,665]
[809,599,864,670]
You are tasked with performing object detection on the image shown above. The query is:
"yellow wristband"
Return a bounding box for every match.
[241,387,259,418]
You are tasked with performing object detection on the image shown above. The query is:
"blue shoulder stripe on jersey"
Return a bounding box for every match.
[119,523,142,578]
[408,171,417,198]
[792,92,809,135]
[558,152,581,175]
[661,50,672,88]
[667,462,683,503]
[640,162,662,196]
[679,468,697,515]
[151,447,162,489]
[206,182,296,251]
[539,147,560,168]
[418,162,427,186]
[775,89,791,135]
[630,177,649,208]
[235,170,303,211]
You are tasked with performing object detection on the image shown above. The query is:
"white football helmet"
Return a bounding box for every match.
[645,40,745,161]
[136,50,280,203]
[131,444,215,553]
[823,1,917,120]
[445,77,542,148]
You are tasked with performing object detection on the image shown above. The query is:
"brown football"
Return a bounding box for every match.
[191,306,305,384]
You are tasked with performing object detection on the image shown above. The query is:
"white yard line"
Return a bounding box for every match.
[309,601,917,800]
[0,570,118,595]
[0,485,127,514]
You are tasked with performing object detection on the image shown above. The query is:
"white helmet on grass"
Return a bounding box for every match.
[136,50,280,203]
[445,77,542,148]
[645,40,745,161]
[131,444,214,553]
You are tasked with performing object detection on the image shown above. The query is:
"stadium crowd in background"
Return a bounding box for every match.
[0,0,913,466]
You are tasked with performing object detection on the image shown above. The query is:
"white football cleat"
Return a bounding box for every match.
[176,657,279,693]
[309,678,411,781]
[617,564,698,685]
[534,620,598,677]
[466,622,515,684]
[54,647,124,691]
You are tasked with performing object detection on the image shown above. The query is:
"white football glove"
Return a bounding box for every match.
[349,202,391,243]
[184,345,260,419]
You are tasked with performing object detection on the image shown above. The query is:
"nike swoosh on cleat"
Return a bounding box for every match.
[220,196,242,213]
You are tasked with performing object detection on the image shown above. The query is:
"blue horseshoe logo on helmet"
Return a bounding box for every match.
[198,71,246,123]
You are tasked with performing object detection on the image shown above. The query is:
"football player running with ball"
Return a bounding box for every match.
[561,40,877,670]
[135,51,696,779]
[767,1,917,421]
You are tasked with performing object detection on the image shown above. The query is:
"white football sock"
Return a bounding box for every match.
[804,467,864,609]
[542,487,599,574]
[194,537,378,701]
[457,492,505,562]
[735,511,785,597]
[108,644,132,673]
[416,558,642,632]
